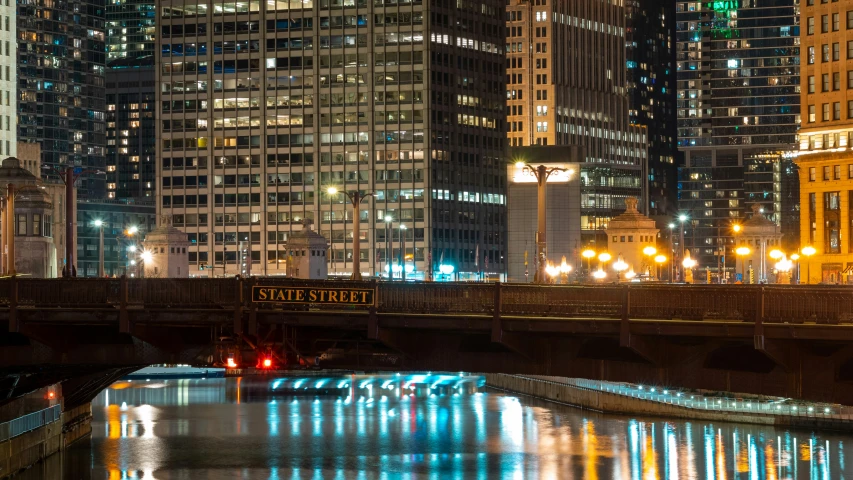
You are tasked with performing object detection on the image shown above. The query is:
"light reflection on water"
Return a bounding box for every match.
[26,376,853,479]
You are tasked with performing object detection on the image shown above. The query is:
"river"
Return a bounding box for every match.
[17,374,853,479]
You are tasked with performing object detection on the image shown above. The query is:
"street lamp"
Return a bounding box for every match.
[125,226,141,276]
[559,256,572,284]
[327,187,375,280]
[592,268,607,281]
[775,257,793,284]
[140,249,153,278]
[545,262,560,283]
[735,246,751,282]
[582,248,596,278]
[677,214,688,279]
[682,251,697,284]
[769,249,783,261]
[654,254,667,282]
[642,246,657,279]
[383,215,393,280]
[93,219,105,277]
[790,253,801,284]
[613,255,628,282]
[514,161,572,283]
[801,246,817,284]
[399,224,408,281]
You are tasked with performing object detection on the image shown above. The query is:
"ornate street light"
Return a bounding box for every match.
[613,255,628,281]
[801,246,817,284]
[327,187,375,280]
[582,249,596,278]
[735,246,751,282]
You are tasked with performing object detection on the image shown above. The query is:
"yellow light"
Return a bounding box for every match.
[140,250,153,263]
[642,246,657,256]
[732,224,742,233]
[545,262,560,278]
[625,268,636,279]
[775,258,793,272]
[769,249,783,260]
[682,257,697,269]
[514,161,526,168]
[559,256,571,274]
[736,246,751,256]
[593,269,607,279]
[327,187,338,195]
[597,252,612,263]
[790,253,800,261]
[801,246,816,256]
[582,249,597,259]
[613,257,628,272]
[654,254,667,264]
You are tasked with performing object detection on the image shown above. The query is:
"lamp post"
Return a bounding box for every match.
[790,253,801,284]
[400,224,407,281]
[140,249,153,278]
[775,256,793,284]
[613,254,628,282]
[642,246,656,279]
[654,254,667,282]
[677,214,688,281]
[327,187,374,281]
[735,246,751,282]
[126,226,140,276]
[93,219,105,277]
[801,246,816,284]
[559,256,572,284]
[514,161,571,283]
[545,262,559,284]
[682,251,697,284]
[668,223,675,282]
[384,215,392,280]
[581,248,596,280]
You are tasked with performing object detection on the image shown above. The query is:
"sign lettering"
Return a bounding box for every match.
[252,286,374,306]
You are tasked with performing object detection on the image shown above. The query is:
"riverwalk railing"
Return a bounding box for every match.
[0,405,61,443]
[1,278,853,325]
[518,375,853,421]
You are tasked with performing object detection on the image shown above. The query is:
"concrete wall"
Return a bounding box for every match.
[485,374,853,431]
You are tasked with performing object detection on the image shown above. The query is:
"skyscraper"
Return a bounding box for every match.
[17,0,108,199]
[105,0,156,200]
[505,0,648,245]
[676,0,800,275]
[626,0,677,218]
[157,0,508,278]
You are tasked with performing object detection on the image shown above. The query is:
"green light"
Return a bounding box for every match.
[710,0,738,11]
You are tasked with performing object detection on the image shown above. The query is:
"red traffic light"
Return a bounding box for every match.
[262,358,272,368]
[226,358,237,368]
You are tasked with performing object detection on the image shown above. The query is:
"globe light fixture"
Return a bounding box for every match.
[769,249,784,260]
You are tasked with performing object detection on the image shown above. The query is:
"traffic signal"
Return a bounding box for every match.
[199,263,207,270]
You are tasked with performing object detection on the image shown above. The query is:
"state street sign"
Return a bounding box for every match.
[252,286,374,306]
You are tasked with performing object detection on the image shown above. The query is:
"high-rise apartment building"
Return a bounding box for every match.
[505,0,648,245]
[106,0,155,62]
[626,0,677,217]
[17,0,107,199]
[795,0,853,283]
[676,0,800,273]
[157,0,508,278]
[106,0,156,201]
[0,6,14,158]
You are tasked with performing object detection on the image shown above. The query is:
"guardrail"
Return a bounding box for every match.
[517,375,853,421]
[0,278,853,325]
[0,405,61,443]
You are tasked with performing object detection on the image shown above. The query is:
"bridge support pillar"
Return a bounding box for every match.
[490,282,534,360]
[618,286,660,366]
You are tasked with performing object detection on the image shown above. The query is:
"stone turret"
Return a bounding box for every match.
[285,220,329,279]
[605,197,660,278]
[141,216,189,278]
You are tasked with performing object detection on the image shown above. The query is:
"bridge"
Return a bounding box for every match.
[1,278,853,408]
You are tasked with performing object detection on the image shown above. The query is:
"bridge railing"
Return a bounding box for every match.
[379,282,494,314]
[627,285,757,321]
[125,278,241,307]
[14,278,120,307]
[0,405,61,443]
[763,287,853,324]
[501,284,623,318]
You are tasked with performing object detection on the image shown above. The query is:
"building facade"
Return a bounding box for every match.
[106,0,155,62]
[17,0,107,199]
[676,0,800,270]
[626,0,677,217]
[505,0,648,245]
[76,199,156,277]
[157,0,508,278]
[106,62,157,200]
[795,0,853,284]
[0,3,14,159]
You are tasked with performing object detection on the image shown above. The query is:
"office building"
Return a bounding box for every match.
[106,62,157,200]
[795,0,853,284]
[157,0,508,278]
[626,0,677,217]
[17,0,107,199]
[505,0,648,250]
[676,0,800,272]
